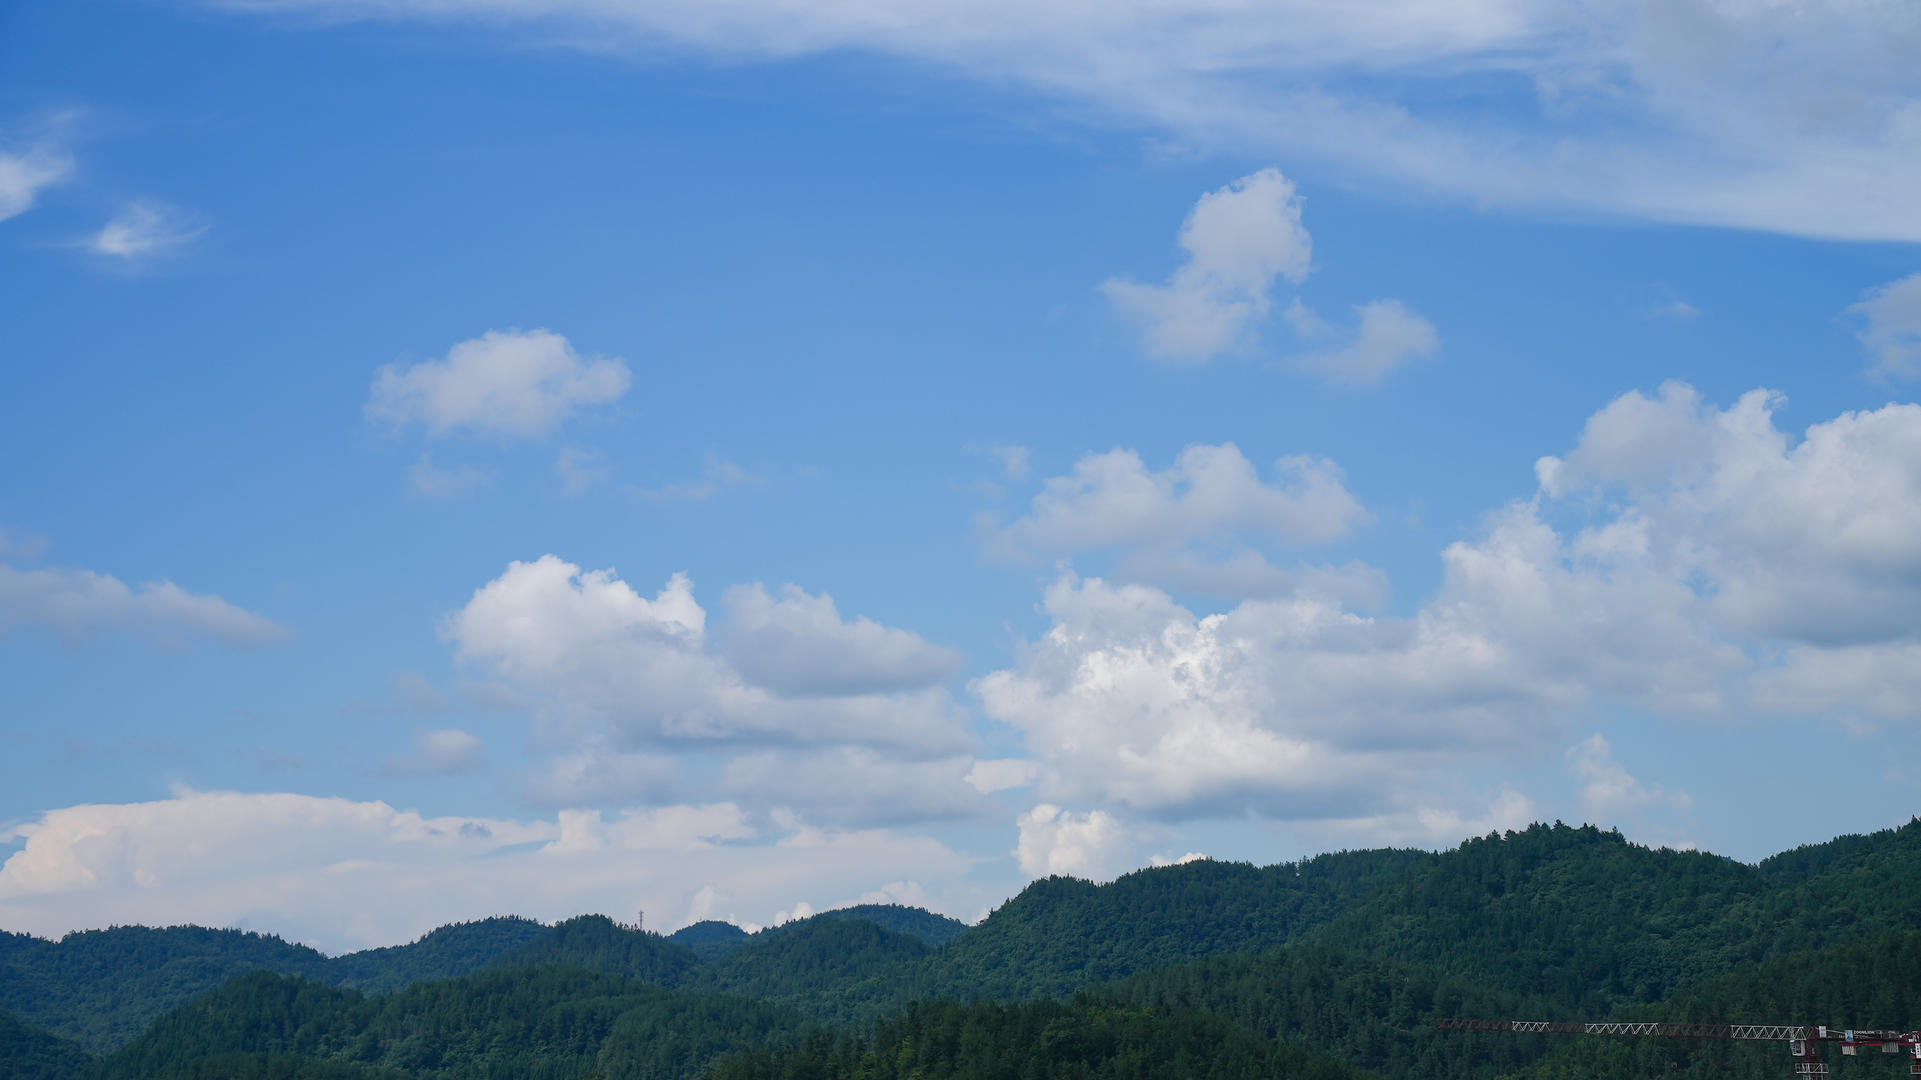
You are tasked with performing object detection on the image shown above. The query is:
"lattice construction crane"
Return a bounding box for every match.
[1437,1017,1921,1080]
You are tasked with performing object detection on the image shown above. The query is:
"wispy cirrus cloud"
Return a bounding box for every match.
[0,120,73,223]
[87,201,208,260]
[0,560,286,650]
[214,0,1921,242]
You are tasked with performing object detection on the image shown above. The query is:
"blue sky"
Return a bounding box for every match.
[4,0,1921,950]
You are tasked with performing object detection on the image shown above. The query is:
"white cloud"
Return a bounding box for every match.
[1113,549,1388,607]
[1014,804,1132,880]
[523,746,684,807]
[1745,641,1921,726]
[87,201,206,259]
[974,571,1578,823]
[976,384,1921,838]
[771,900,815,926]
[1565,734,1689,817]
[632,455,761,502]
[1539,383,1921,655]
[853,879,934,910]
[1293,299,1439,385]
[408,454,491,500]
[1297,788,1539,851]
[0,790,973,951]
[368,329,630,440]
[965,758,1039,794]
[381,729,487,777]
[1850,272,1921,381]
[0,130,71,223]
[719,582,961,696]
[989,442,1365,559]
[444,555,973,754]
[0,563,286,649]
[1148,851,1207,867]
[1103,169,1310,361]
[219,1,1921,242]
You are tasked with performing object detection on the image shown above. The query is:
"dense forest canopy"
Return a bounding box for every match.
[5,820,1921,1080]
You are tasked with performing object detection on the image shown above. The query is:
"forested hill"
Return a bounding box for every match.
[0,1008,92,1080]
[88,966,808,1080]
[814,905,967,947]
[1297,821,1921,1012]
[0,907,932,1054]
[6,819,1921,1080]
[703,997,1366,1080]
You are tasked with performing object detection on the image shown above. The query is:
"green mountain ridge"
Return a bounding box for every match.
[0,906,950,1055]
[8,819,1921,1080]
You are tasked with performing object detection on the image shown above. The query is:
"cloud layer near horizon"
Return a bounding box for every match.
[0,790,972,952]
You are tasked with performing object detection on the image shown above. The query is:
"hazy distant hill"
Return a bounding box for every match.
[326,917,551,995]
[0,924,334,1053]
[813,904,966,947]
[0,904,955,1054]
[693,918,930,1021]
[665,922,750,963]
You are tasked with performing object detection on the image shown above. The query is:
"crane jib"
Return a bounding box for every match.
[1435,1017,1921,1079]
[1436,1018,1920,1045]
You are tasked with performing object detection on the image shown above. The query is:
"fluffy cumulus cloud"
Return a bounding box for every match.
[1103,169,1311,361]
[444,555,974,759]
[1538,383,1921,656]
[367,329,630,439]
[1851,272,1921,381]
[720,583,961,697]
[0,790,974,950]
[1104,170,1436,376]
[0,562,285,649]
[224,1,1921,241]
[87,201,207,260]
[990,442,1364,556]
[1014,804,1132,880]
[1565,735,1689,817]
[974,572,1581,824]
[522,746,684,807]
[985,441,1379,604]
[1291,298,1440,386]
[975,382,1921,844]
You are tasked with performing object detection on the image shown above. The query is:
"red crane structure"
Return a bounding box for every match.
[1437,1017,1921,1079]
